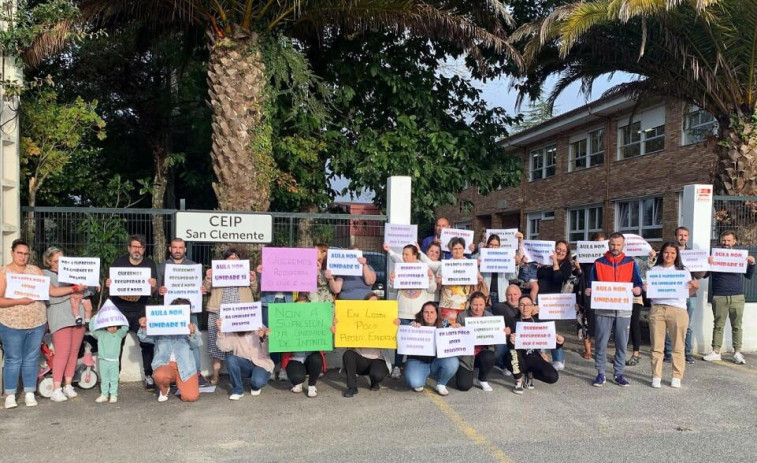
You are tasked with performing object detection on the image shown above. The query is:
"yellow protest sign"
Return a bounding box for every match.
[334,300,399,349]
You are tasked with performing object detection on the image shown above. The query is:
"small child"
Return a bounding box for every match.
[518,260,540,302]
[89,306,129,403]
[70,285,94,326]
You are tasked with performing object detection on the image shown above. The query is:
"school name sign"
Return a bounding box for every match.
[175,211,272,243]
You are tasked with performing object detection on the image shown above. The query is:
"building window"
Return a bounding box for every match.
[527,213,541,240]
[683,106,717,145]
[454,221,471,230]
[529,145,556,181]
[617,106,666,159]
[570,129,604,171]
[616,197,663,240]
[568,206,603,242]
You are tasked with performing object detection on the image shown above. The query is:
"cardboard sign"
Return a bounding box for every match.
[393,263,430,289]
[267,302,333,353]
[485,229,519,250]
[396,325,436,356]
[479,248,516,273]
[537,293,577,320]
[261,247,318,292]
[334,300,399,349]
[522,240,556,265]
[108,267,152,296]
[515,321,556,349]
[93,299,128,330]
[4,273,50,300]
[709,248,749,274]
[384,224,418,248]
[590,281,633,311]
[164,264,203,313]
[211,259,250,287]
[220,302,263,333]
[646,269,690,299]
[464,316,506,345]
[145,304,190,336]
[439,228,475,253]
[441,259,478,285]
[576,241,609,264]
[435,327,475,358]
[58,257,100,286]
[327,249,363,277]
[624,234,653,257]
[680,249,710,272]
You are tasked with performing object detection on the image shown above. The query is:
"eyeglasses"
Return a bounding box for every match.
[518,303,534,308]
[14,251,30,256]
[129,245,145,250]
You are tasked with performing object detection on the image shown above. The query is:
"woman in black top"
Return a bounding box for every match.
[535,240,573,370]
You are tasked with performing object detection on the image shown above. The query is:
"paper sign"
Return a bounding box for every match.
[479,248,516,273]
[435,327,475,358]
[384,224,418,248]
[485,229,519,250]
[145,304,190,335]
[93,299,128,330]
[441,260,478,285]
[261,247,317,292]
[334,300,399,348]
[576,241,609,263]
[522,240,556,265]
[393,263,430,289]
[646,269,690,299]
[590,281,633,311]
[440,228,475,252]
[58,257,100,286]
[464,316,506,345]
[164,264,203,313]
[680,249,710,272]
[109,267,151,296]
[4,273,50,300]
[515,322,556,349]
[396,325,436,356]
[211,259,250,287]
[220,302,263,333]
[327,249,364,277]
[537,293,577,320]
[267,302,333,353]
[709,248,748,274]
[623,234,653,257]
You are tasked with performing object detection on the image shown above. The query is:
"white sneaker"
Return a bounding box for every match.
[703,351,721,362]
[278,369,288,382]
[307,386,317,398]
[390,366,401,379]
[651,378,661,388]
[50,389,67,402]
[4,394,17,409]
[95,395,108,403]
[109,396,118,403]
[435,385,449,396]
[250,389,261,396]
[479,381,493,392]
[291,383,303,393]
[24,392,37,407]
[157,392,169,402]
[671,378,682,388]
[733,352,746,364]
[552,361,565,371]
[229,393,243,401]
[413,387,424,393]
[62,385,78,398]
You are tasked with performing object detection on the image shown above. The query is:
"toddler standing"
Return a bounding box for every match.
[89,300,128,403]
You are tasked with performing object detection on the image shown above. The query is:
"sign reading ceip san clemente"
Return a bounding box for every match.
[175,211,272,243]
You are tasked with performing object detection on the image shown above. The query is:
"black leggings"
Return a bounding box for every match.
[505,350,559,384]
[629,303,643,352]
[286,353,322,387]
[455,350,496,391]
[343,350,389,389]
[122,311,154,377]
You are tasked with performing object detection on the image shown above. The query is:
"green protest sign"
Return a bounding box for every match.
[267,302,334,353]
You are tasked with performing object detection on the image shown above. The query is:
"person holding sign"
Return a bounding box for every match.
[89,305,129,403]
[310,243,342,304]
[573,231,606,360]
[215,317,274,400]
[421,217,451,257]
[535,240,574,371]
[480,234,520,315]
[453,292,498,392]
[404,301,459,396]
[646,242,699,388]
[0,239,49,408]
[702,230,756,364]
[438,237,488,324]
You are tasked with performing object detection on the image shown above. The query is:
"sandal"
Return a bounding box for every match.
[210,375,219,385]
[583,351,593,360]
[625,355,641,366]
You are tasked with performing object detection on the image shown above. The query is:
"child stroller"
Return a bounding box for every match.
[37,333,99,397]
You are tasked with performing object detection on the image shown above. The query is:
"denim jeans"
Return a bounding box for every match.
[664,298,695,358]
[225,354,272,395]
[594,314,631,377]
[551,347,565,363]
[494,343,509,369]
[190,314,201,373]
[404,357,459,388]
[0,322,47,394]
[393,318,414,367]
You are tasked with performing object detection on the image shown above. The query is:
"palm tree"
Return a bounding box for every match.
[25,0,521,212]
[512,0,757,196]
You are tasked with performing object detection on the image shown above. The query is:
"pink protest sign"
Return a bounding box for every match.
[261,247,318,292]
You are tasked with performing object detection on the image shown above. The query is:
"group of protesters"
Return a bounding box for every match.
[0,217,753,408]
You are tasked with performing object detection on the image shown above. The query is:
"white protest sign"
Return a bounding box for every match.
[109,267,152,296]
[93,299,128,330]
[485,229,519,250]
[384,224,418,248]
[590,281,634,311]
[623,234,653,257]
[680,249,710,272]
[4,273,50,300]
[145,304,190,335]
[537,293,577,320]
[441,260,478,285]
[397,325,436,356]
[326,249,363,276]
[709,248,749,274]
[576,241,608,264]
[164,264,203,313]
[435,327,475,358]
[515,322,556,350]
[440,228,475,252]
[522,240,556,265]
[464,316,506,345]
[393,263,430,289]
[479,248,516,274]
[220,302,263,333]
[646,269,690,299]
[211,260,250,287]
[58,257,100,286]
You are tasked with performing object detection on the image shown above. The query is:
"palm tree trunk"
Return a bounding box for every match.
[716,120,757,196]
[151,141,168,263]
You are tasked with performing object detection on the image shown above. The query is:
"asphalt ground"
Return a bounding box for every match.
[2,331,756,462]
